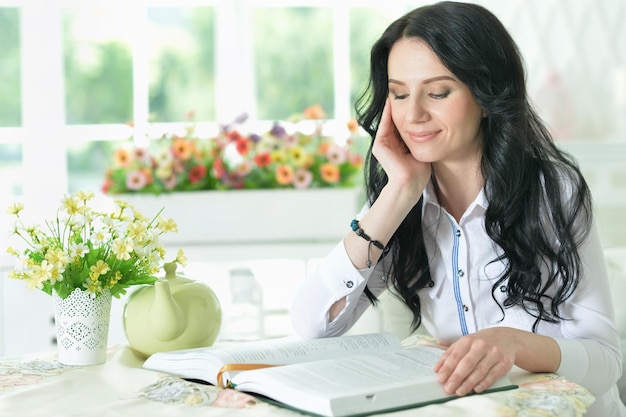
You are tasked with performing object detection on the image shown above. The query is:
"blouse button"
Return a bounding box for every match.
[500,285,507,292]
[455,230,461,237]
[463,305,469,312]
[457,269,465,277]
[427,280,435,288]
[344,280,354,289]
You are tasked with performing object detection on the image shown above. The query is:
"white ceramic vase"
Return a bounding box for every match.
[52,288,112,366]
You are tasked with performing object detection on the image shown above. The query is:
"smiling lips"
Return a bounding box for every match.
[408,130,441,143]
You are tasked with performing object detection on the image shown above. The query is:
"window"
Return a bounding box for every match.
[0,8,20,128]
[0,1,414,200]
[0,7,21,196]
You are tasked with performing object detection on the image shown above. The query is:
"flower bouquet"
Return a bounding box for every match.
[5,190,186,299]
[5,190,188,365]
[102,105,365,194]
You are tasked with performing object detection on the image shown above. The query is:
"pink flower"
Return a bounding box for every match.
[214,389,257,408]
[125,170,149,190]
[326,143,347,164]
[293,168,313,189]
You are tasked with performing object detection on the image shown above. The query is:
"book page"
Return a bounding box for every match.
[217,332,401,365]
[233,346,515,417]
[234,345,444,393]
[143,332,401,385]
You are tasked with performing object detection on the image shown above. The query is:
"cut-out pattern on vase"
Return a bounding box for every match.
[53,288,112,365]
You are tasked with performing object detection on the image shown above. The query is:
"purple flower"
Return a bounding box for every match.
[270,123,287,138]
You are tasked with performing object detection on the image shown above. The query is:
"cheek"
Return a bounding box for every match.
[389,102,405,129]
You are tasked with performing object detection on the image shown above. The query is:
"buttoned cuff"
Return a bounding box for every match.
[318,241,373,301]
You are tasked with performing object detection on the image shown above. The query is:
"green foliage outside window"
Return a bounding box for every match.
[0,8,21,127]
[349,8,394,115]
[254,7,334,120]
[148,7,216,122]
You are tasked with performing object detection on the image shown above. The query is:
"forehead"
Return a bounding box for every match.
[387,37,452,81]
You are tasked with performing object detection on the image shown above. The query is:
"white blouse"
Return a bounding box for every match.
[291,180,625,417]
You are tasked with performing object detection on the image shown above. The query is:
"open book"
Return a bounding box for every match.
[142,332,517,417]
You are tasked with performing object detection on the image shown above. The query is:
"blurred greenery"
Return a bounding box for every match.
[254,7,334,119]
[0,8,21,127]
[64,37,134,125]
[147,7,215,122]
[349,8,391,115]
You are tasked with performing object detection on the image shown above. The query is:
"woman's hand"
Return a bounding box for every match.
[372,98,431,199]
[433,328,518,396]
[433,327,560,396]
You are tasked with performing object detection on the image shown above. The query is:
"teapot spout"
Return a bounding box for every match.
[149,279,185,341]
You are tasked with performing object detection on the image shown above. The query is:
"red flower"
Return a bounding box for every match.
[235,136,250,155]
[254,152,272,168]
[212,158,226,179]
[188,165,207,183]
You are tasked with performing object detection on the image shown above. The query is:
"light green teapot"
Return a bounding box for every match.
[123,262,222,358]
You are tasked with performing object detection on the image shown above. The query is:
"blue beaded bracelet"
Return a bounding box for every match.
[350,219,385,268]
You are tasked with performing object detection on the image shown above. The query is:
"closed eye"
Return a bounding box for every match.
[390,92,408,100]
[430,91,450,99]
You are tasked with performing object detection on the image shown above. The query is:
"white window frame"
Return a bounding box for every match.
[0,0,414,208]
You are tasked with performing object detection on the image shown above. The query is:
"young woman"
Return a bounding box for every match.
[290,2,625,416]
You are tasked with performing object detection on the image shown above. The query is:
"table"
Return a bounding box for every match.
[0,339,594,417]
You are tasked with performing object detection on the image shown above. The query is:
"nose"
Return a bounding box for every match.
[407,97,430,123]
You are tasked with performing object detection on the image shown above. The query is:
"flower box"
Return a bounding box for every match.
[112,188,364,247]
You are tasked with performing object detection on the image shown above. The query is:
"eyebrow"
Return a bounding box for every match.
[388,75,456,85]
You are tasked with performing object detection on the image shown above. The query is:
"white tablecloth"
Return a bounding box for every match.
[0,341,594,417]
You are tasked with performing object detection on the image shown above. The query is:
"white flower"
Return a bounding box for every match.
[69,242,89,258]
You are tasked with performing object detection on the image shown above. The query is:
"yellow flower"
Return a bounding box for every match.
[157,217,178,233]
[62,195,81,215]
[6,202,24,215]
[75,190,95,202]
[32,260,54,284]
[127,221,147,240]
[112,238,133,261]
[175,249,188,267]
[5,190,181,300]
[114,199,130,210]
[49,266,65,285]
[109,271,123,286]
[90,260,111,277]
[288,146,308,167]
[45,248,70,269]
[272,149,288,164]
[83,276,103,296]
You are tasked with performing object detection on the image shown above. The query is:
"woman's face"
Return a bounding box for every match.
[387,38,484,166]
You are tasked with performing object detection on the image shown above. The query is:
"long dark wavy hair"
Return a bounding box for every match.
[355,1,593,332]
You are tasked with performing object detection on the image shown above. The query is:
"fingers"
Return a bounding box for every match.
[435,338,514,397]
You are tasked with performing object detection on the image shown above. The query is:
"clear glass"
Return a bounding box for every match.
[148,7,216,122]
[253,7,334,119]
[63,7,133,125]
[0,8,21,127]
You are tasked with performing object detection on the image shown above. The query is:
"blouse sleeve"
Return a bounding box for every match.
[555,219,623,396]
[290,240,391,339]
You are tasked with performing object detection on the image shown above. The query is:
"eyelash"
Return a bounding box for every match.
[430,91,450,99]
[390,91,451,100]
